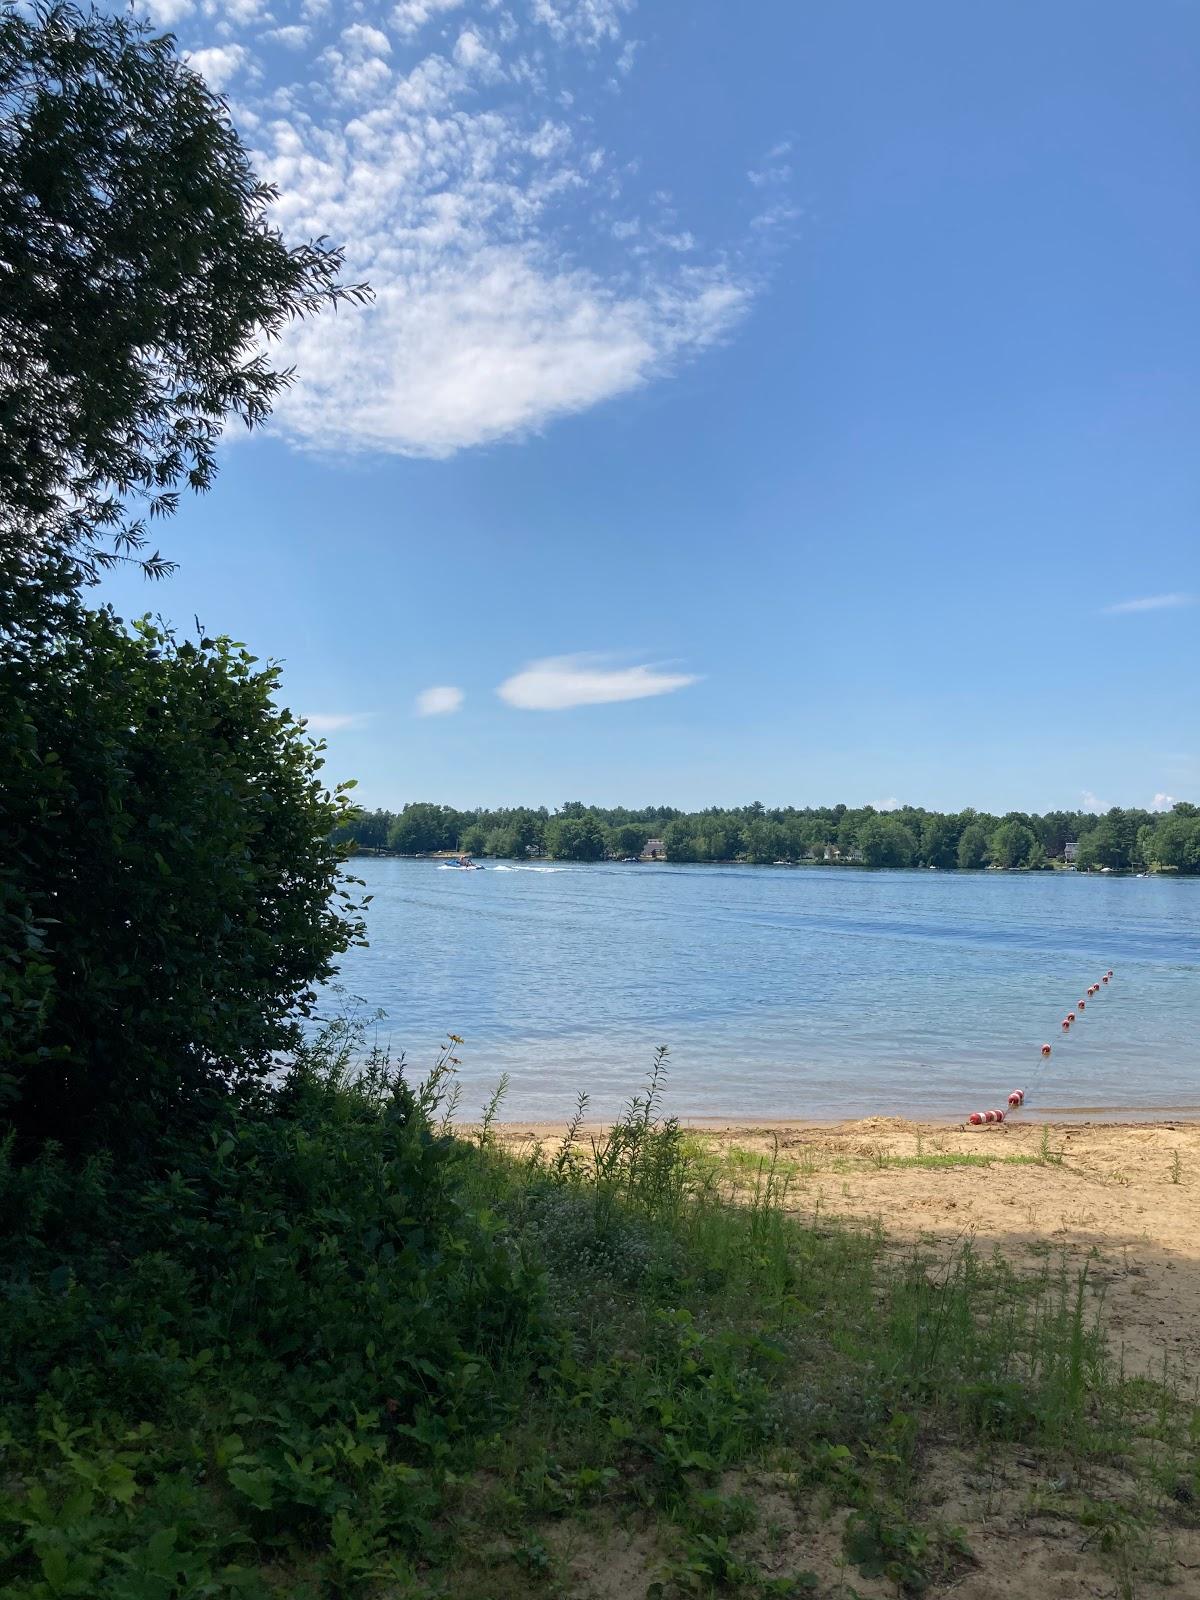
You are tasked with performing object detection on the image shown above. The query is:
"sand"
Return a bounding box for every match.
[494,1116,1200,1597]
[499,1116,1200,1375]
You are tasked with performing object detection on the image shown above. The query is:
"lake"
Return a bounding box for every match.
[328,859,1200,1122]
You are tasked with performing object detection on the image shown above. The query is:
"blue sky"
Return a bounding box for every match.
[99,0,1199,813]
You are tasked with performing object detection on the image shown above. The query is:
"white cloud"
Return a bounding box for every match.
[267,24,311,47]
[1102,593,1196,615]
[145,0,195,26]
[1081,790,1104,811]
[187,43,251,89]
[453,26,501,77]
[531,0,633,46]
[497,654,698,711]
[391,0,465,38]
[1152,793,1177,811]
[277,253,746,456]
[162,0,758,457]
[874,797,901,812]
[303,711,371,731]
[415,685,465,716]
[342,22,392,54]
[212,0,270,26]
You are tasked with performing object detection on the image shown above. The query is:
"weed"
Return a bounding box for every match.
[1,1026,1192,1599]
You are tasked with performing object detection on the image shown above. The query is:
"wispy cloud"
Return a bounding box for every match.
[186,43,254,90]
[1102,593,1196,615]
[497,654,698,711]
[1081,789,1104,811]
[303,711,371,732]
[1152,792,1177,811]
[156,0,774,457]
[874,797,901,812]
[415,685,465,716]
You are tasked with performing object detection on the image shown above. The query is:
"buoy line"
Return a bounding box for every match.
[966,969,1114,1126]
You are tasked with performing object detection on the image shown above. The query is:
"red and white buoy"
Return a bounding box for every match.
[1041,1043,1052,1057]
[969,1111,985,1125]
[1062,1018,1071,1031]
[1078,999,1086,1011]
[1008,1090,1024,1108]
[1067,1011,1076,1023]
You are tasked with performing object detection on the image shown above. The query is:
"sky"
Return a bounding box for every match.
[98,0,1199,814]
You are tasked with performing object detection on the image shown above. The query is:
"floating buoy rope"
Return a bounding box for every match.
[965,969,1114,1127]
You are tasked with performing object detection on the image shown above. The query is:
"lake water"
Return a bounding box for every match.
[328,859,1200,1123]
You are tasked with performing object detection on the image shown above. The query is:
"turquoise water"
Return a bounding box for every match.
[329,860,1200,1122]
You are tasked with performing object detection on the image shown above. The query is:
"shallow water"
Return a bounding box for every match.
[328,860,1200,1121]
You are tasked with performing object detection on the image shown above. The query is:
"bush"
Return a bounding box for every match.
[0,1035,549,1597]
[0,609,365,1142]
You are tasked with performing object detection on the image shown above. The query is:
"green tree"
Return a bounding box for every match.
[330,808,391,852]
[0,614,364,1141]
[0,0,368,587]
[609,822,650,858]
[388,803,453,855]
[698,820,745,861]
[507,808,545,858]
[458,824,488,856]
[544,813,607,861]
[1074,814,1131,871]
[661,819,701,862]
[1142,810,1200,873]
[483,826,519,858]
[743,819,788,864]
[957,821,991,870]
[920,814,959,869]
[989,820,1037,870]
[858,816,916,868]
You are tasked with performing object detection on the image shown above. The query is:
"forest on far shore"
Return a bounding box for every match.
[332,798,1200,872]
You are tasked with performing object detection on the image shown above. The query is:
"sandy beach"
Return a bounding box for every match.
[493,1116,1200,1598]
[499,1115,1200,1376]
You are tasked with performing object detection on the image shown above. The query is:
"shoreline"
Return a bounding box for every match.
[496,1108,1200,1134]
[494,1116,1200,1375]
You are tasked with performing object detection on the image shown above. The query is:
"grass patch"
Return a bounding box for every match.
[1,1030,1194,1598]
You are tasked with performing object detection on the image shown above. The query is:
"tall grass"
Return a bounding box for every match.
[1,1024,1193,1599]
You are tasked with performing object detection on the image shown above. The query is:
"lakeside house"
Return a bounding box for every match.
[1064,840,1078,863]
[643,837,665,860]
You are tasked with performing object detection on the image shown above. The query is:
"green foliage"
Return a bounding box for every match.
[0,0,368,584]
[1140,808,1200,873]
[956,821,992,870]
[385,802,459,855]
[608,821,652,857]
[544,812,608,861]
[857,816,917,868]
[0,1031,548,1598]
[338,797,1197,869]
[1074,810,1135,871]
[0,611,365,1141]
[1,1038,1191,1597]
[989,819,1038,870]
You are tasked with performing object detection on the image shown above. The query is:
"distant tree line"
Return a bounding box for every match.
[331,799,1200,873]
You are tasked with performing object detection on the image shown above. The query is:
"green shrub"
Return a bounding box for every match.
[0,1038,549,1597]
[0,610,365,1142]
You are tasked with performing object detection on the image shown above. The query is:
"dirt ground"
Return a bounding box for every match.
[499,1116,1200,1378]
[495,1117,1200,1598]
